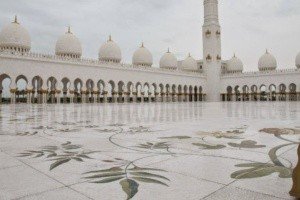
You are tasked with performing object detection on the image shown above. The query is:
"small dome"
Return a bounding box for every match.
[296,52,300,69]
[55,27,82,58]
[182,53,198,71]
[99,35,121,63]
[0,16,31,52]
[132,43,153,67]
[258,50,277,71]
[227,54,243,73]
[159,48,177,70]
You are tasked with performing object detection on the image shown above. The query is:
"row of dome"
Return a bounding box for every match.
[227,50,283,73]
[0,17,198,71]
[0,16,300,72]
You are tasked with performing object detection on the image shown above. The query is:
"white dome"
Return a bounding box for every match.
[159,49,177,70]
[99,36,121,63]
[55,27,82,58]
[258,50,277,71]
[182,54,198,71]
[132,43,153,67]
[296,52,300,69]
[227,54,243,72]
[0,16,31,52]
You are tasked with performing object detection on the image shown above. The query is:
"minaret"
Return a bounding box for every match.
[203,0,222,102]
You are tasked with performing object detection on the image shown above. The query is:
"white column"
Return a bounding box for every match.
[70,91,74,104]
[132,95,137,103]
[10,89,16,104]
[43,92,47,104]
[162,93,166,102]
[174,94,178,102]
[26,90,31,104]
[103,92,108,103]
[56,91,61,104]
[141,93,144,103]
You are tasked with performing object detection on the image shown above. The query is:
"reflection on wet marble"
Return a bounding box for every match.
[0,102,299,200]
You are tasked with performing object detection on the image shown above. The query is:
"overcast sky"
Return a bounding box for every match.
[0,0,299,71]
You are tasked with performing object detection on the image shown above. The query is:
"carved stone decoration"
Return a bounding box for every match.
[206,54,212,62]
[205,30,211,37]
[216,30,221,37]
[216,55,221,61]
[10,88,17,93]
[81,90,87,95]
[290,144,300,198]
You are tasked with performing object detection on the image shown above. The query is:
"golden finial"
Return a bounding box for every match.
[67,26,71,34]
[13,15,19,24]
[141,42,144,48]
[188,52,191,57]
[108,35,112,42]
[167,47,170,53]
[234,53,236,57]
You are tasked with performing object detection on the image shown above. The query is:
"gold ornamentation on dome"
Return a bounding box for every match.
[108,35,112,42]
[67,26,72,34]
[13,15,19,24]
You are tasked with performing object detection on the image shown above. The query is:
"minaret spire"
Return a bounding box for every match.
[203,0,219,26]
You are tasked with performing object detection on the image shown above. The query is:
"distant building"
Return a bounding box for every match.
[0,0,299,104]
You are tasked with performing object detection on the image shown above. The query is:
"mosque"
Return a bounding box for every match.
[0,0,299,104]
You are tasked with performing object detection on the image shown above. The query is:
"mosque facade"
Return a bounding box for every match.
[0,0,299,104]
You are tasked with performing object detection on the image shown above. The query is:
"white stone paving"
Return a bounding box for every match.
[0,102,299,200]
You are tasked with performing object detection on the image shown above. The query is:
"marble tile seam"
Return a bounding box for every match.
[0,151,76,197]
[166,169,227,186]
[0,163,23,171]
[199,184,229,200]
[234,186,291,200]
[200,185,290,200]
[12,185,66,200]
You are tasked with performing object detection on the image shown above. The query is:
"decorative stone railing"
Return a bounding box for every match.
[222,68,299,78]
[0,51,205,77]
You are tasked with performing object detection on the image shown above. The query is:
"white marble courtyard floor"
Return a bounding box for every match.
[0,102,299,200]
